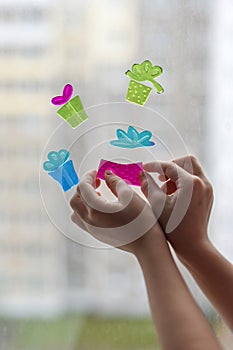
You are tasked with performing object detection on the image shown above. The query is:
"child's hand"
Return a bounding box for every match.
[70,169,157,252]
[140,155,213,260]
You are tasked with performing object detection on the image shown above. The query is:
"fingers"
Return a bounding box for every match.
[158,174,177,195]
[71,211,87,230]
[104,170,133,204]
[82,169,99,188]
[73,170,124,214]
[78,170,109,212]
[171,155,207,180]
[161,179,177,195]
[95,177,101,189]
[70,193,88,220]
[139,171,167,220]
[104,170,120,197]
[158,174,169,182]
[140,171,166,203]
[143,161,189,187]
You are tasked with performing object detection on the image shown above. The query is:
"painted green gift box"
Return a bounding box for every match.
[126,81,152,106]
[125,60,164,105]
[57,96,88,128]
[51,84,88,128]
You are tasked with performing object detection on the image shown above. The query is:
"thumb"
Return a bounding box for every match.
[104,170,120,196]
[139,171,167,210]
[104,170,132,202]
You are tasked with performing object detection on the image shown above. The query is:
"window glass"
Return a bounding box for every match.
[0,0,232,348]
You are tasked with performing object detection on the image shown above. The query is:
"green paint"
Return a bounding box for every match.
[126,80,152,105]
[125,60,164,105]
[57,96,88,128]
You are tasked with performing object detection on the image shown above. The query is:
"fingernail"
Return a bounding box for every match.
[105,170,112,176]
[139,171,145,179]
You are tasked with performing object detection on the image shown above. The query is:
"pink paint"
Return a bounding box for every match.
[51,84,73,105]
[97,159,143,186]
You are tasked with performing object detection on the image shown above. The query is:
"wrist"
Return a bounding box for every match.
[176,237,214,268]
[134,225,168,264]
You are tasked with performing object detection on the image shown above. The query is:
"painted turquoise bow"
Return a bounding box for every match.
[110,126,155,149]
[43,149,70,172]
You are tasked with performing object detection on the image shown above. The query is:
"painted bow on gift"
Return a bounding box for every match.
[43,149,70,171]
[126,60,164,93]
[110,126,155,149]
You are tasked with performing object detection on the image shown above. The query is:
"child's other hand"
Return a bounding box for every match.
[140,155,213,260]
[70,169,158,252]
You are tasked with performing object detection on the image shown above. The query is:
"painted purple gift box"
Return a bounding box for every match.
[43,149,79,192]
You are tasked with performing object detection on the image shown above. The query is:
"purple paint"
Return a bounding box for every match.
[97,159,143,186]
[51,84,73,105]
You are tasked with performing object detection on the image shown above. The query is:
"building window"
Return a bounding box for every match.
[0,7,48,22]
[0,46,47,57]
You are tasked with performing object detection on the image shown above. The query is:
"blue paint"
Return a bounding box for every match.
[110,126,155,149]
[43,149,79,191]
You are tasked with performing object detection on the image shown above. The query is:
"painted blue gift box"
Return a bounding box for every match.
[48,159,78,192]
[43,149,79,192]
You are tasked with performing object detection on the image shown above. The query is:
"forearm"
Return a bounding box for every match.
[135,229,220,350]
[179,238,233,331]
